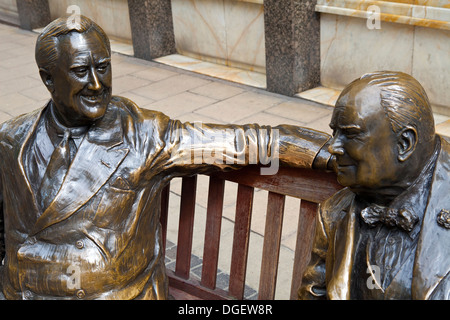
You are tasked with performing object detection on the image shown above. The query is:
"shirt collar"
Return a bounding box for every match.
[46,101,89,141]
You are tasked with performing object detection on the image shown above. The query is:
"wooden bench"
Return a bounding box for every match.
[160,165,342,300]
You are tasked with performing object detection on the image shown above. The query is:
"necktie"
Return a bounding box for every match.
[360,204,418,232]
[37,129,76,212]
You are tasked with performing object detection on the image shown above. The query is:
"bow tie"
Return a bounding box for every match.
[360,204,419,232]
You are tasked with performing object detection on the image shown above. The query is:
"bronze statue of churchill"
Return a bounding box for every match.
[0,16,332,300]
[299,71,450,300]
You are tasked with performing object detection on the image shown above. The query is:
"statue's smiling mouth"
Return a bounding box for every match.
[81,92,105,103]
[335,157,356,169]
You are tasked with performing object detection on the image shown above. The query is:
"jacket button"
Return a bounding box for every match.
[76,289,86,299]
[23,290,33,300]
[75,240,84,249]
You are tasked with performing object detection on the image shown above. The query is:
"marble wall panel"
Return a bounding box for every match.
[412,26,450,113]
[391,1,450,8]
[48,0,132,42]
[316,0,450,30]
[0,0,19,25]
[171,0,266,73]
[0,0,16,12]
[223,0,265,73]
[320,13,414,90]
[171,0,228,65]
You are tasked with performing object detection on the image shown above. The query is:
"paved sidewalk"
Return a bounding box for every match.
[1,22,449,299]
[0,24,337,132]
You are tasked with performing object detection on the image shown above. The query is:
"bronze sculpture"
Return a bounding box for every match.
[0,16,332,300]
[299,71,450,300]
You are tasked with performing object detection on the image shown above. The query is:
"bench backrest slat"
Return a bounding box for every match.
[175,176,197,279]
[228,184,254,300]
[161,166,342,300]
[201,176,226,290]
[258,192,285,299]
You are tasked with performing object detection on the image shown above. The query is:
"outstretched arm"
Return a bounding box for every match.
[276,124,332,171]
[163,120,332,176]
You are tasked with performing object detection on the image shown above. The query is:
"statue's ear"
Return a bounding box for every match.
[39,68,54,93]
[397,127,418,162]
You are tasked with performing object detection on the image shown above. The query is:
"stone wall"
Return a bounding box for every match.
[0,0,19,25]
[48,0,132,43]
[6,0,448,114]
[317,0,450,115]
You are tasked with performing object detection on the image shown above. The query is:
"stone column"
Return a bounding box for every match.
[16,0,51,31]
[264,0,320,96]
[127,0,176,60]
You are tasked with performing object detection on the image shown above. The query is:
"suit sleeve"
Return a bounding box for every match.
[298,204,329,300]
[0,126,4,269]
[0,174,4,265]
[163,120,331,175]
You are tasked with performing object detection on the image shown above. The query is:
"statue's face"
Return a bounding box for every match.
[49,30,112,127]
[329,84,400,192]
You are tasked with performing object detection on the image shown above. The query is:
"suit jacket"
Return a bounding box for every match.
[299,136,450,300]
[0,96,330,300]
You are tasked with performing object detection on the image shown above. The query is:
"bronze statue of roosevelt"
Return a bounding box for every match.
[0,16,332,300]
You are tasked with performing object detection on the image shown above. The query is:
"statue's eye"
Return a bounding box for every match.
[97,62,109,74]
[343,129,360,139]
[72,66,88,76]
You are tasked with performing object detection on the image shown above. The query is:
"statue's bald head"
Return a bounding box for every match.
[336,71,436,146]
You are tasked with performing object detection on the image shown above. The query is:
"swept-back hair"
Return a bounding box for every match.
[35,15,111,72]
[338,71,435,143]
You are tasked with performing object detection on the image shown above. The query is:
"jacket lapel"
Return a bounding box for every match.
[15,107,46,225]
[31,105,129,235]
[328,200,359,299]
[412,137,450,300]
